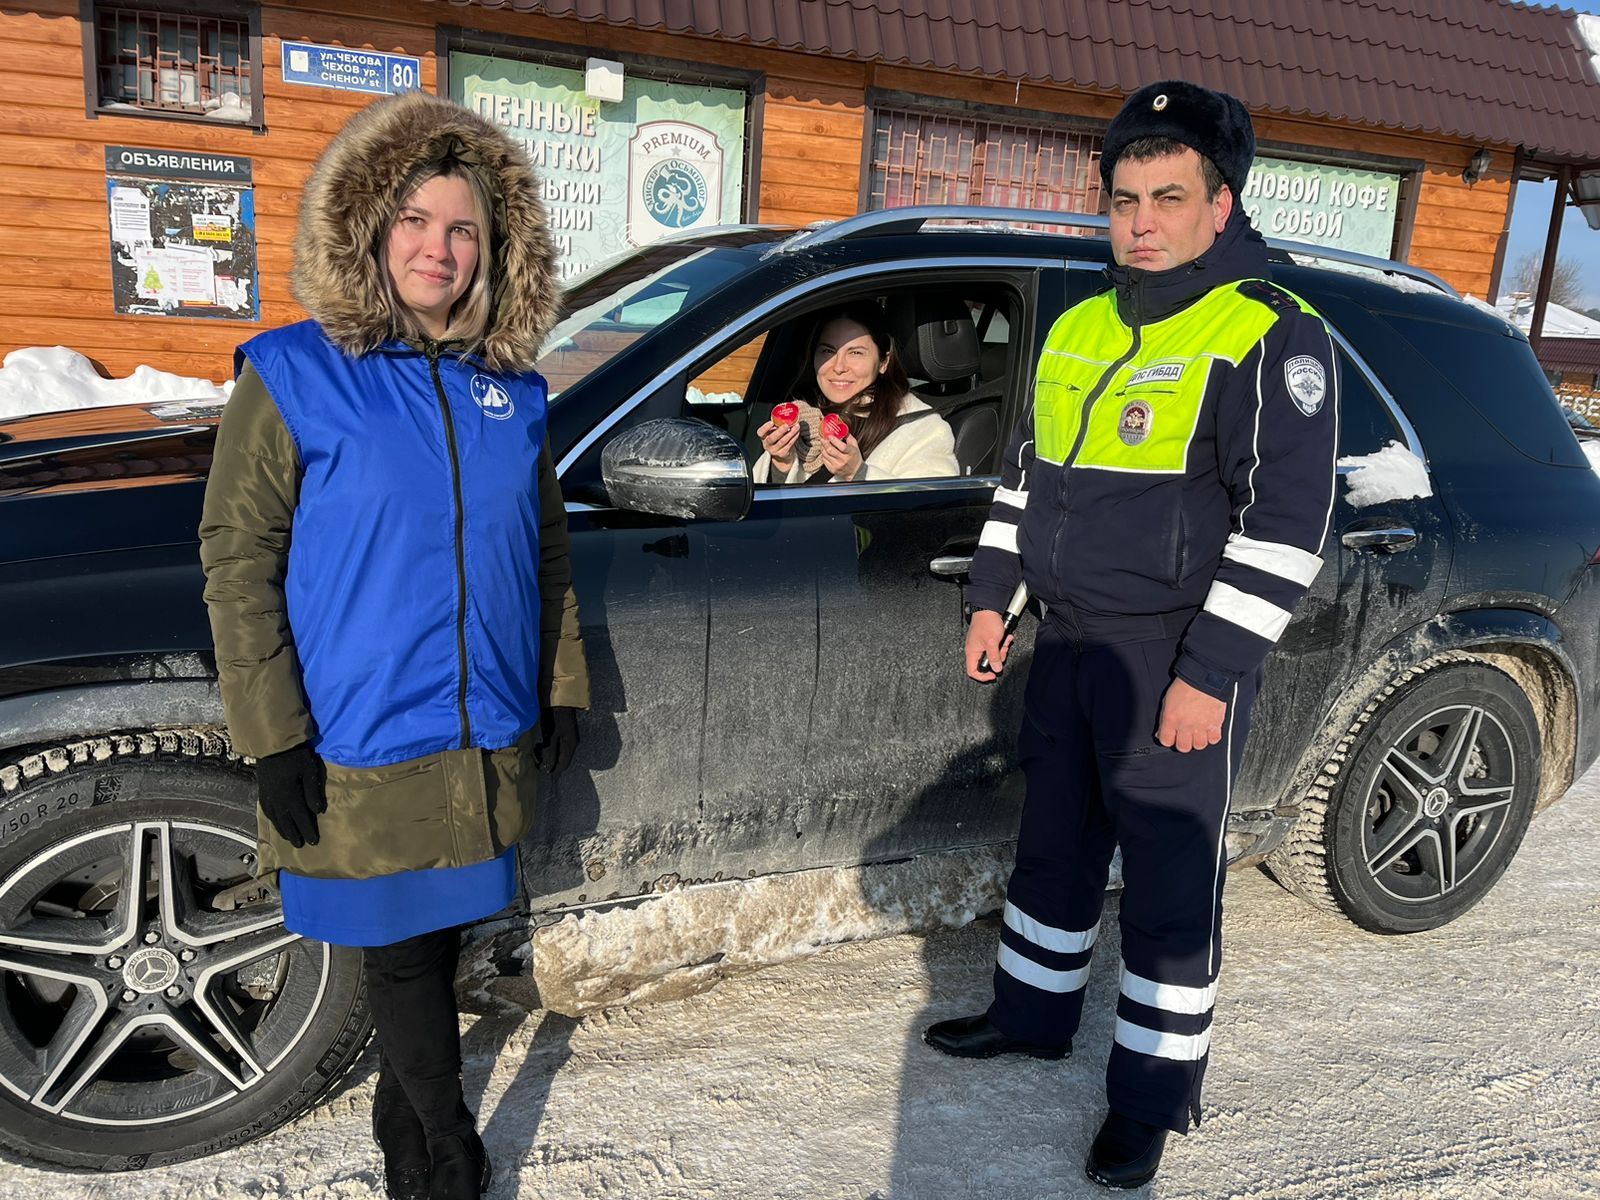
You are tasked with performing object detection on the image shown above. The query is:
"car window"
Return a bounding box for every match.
[1337,348,1406,459]
[536,244,754,397]
[1378,310,1588,469]
[687,332,769,412]
[679,283,1022,485]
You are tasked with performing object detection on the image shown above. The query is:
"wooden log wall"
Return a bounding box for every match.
[0,0,1516,386]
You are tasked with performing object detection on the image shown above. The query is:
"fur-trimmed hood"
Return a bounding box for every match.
[291,91,558,375]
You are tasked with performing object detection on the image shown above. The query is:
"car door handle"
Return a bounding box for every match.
[1341,524,1418,553]
[929,554,974,578]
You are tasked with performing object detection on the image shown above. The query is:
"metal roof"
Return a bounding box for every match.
[1538,336,1600,372]
[431,0,1600,164]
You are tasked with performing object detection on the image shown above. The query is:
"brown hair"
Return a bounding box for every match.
[789,300,912,461]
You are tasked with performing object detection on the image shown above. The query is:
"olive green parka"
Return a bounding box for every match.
[198,91,587,879]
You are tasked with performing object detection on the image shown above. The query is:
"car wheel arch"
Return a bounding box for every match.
[1265,647,1553,931]
[1271,609,1576,827]
[0,678,226,759]
[0,725,373,1170]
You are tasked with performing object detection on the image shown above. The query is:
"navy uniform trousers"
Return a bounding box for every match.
[987,608,1258,1134]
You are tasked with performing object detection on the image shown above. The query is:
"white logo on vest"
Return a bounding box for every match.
[471,374,515,421]
[1127,362,1185,387]
[1284,355,1326,416]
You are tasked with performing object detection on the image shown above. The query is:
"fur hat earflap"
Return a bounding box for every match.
[291,90,558,374]
[1099,81,1256,202]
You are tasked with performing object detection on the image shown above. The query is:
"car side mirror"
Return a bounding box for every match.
[600,418,753,522]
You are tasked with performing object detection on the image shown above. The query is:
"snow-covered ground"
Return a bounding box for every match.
[6,774,1597,1199]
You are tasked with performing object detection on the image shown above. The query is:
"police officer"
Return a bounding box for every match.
[924,81,1338,1190]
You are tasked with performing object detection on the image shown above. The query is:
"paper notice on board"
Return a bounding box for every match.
[213,274,247,309]
[110,187,152,245]
[135,246,217,304]
[191,213,233,243]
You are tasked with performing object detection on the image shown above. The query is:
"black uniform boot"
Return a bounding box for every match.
[1084,1110,1168,1190]
[428,1127,492,1200]
[372,1068,430,1199]
[922,1013,1071,1060]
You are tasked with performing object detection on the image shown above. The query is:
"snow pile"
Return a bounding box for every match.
[0,346,229,422]
[527,845,1014,1015]
[1581,439,1600,476]
[685,385,743,408]
[1338,440,1431,507]
[1490,292,1600,337]
[1461,292,1523,333]
[1579,13,1600,77]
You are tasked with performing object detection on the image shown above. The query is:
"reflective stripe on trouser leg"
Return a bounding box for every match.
[1101,653,1258,1135]
[988,628,1118,1046]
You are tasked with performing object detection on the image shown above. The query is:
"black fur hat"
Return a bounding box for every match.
[1099,80,1255,200]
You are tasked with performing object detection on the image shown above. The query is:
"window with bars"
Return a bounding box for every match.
[867,104,1106,218]
[90,4,258,124]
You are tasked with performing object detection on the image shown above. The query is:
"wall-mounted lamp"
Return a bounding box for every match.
[1463,147,1493,186]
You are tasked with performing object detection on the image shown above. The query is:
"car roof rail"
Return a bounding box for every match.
[777,205,1108,251]
[776,204,1458,297]
[1265,237,1458,298]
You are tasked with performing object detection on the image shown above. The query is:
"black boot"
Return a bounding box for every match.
[922,1013,1071,1060]
[372,1071,430,1199]
[428,1127,492,1200]
[1085,1111,1168,1190]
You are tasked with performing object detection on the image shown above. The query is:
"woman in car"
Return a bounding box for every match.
[198,91,586,1200]
[754,301,961,483]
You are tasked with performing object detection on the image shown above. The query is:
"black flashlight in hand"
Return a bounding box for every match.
[978,581,1030,675]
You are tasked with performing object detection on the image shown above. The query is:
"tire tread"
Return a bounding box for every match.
[1266,651,1491,925]
[0,728,372,1172]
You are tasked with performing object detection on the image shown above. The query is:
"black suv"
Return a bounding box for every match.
[3,207,1597,1171]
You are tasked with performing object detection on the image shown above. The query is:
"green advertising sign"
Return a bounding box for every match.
[1240,156,1401,257]
[451,53,747,280]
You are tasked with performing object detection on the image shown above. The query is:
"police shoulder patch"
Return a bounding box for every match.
[1237,279,1299,314]
[1283,355,1326,416]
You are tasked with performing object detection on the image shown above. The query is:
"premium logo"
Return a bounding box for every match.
[642,160,708,229]
[471,374,515,421]
[1284,355,1327,416]
[628,120,725,244]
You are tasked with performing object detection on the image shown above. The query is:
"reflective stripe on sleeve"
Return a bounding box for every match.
[1202,580,1293,641]
[979,520,1020,554]
[1222,534,1323,587]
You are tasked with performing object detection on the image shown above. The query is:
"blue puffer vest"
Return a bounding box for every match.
[238,320,549,767]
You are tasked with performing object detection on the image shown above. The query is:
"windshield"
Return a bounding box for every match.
[536,233,781,396]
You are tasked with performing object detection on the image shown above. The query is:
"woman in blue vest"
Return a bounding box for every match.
[199,91,587,1200]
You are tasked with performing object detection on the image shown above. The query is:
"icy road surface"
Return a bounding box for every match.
[7,776,1600,1199]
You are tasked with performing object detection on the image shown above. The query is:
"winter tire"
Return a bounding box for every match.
[0,732,370,1171]
[1269,661,1540,934]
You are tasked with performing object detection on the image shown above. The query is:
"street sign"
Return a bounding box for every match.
[281,41,421,96]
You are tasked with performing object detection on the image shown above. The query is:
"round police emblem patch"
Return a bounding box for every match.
[1284,355,1326,416]
[471,374,514,421]
[1118,400,1153,445]
[643,159,708,229]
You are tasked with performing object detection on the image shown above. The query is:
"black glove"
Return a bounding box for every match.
[533,707,580,776]
[255,744,326,848]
